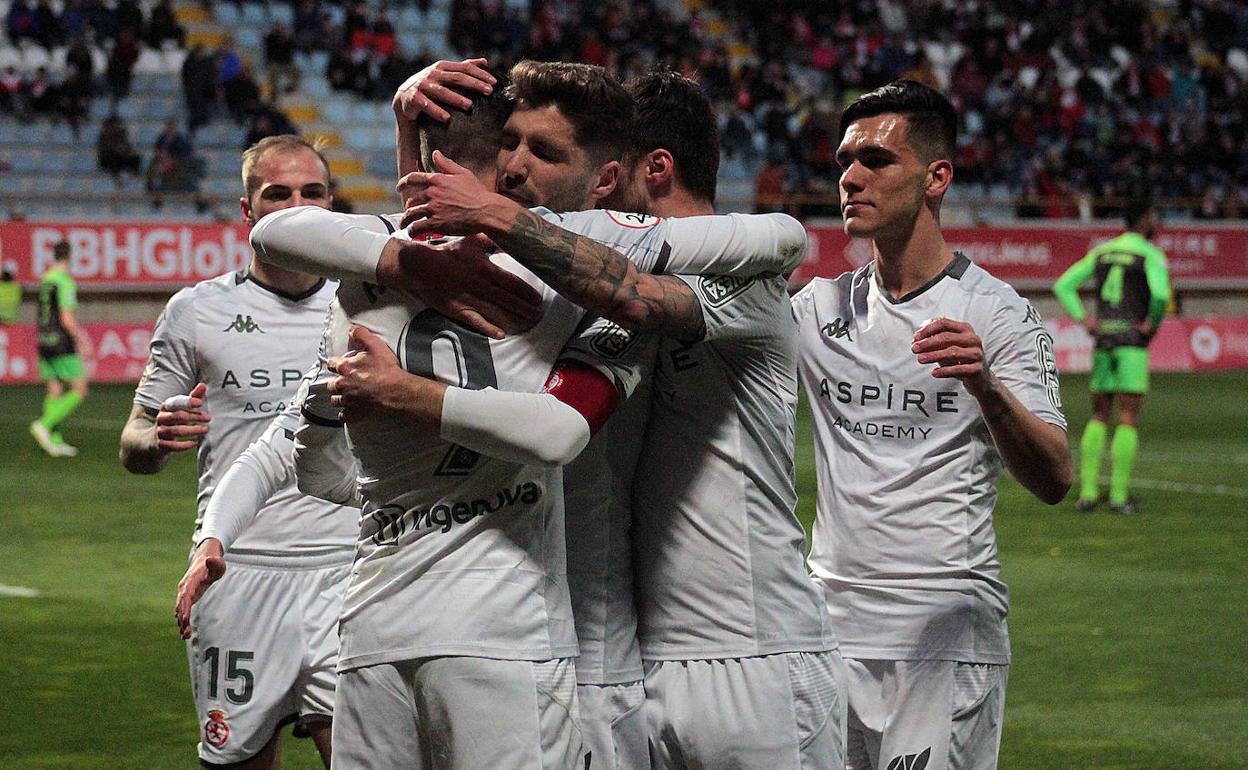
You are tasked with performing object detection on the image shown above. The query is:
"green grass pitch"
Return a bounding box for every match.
[1,372,1245,768]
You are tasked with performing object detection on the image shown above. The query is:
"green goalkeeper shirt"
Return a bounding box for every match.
[1053,231,1170,349]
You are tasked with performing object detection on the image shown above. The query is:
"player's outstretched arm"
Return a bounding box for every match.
[175,537,226,640]
[913,317,1073,504]
[250,206,542,339]
[119,383,210,474]
[326,326,617,467]
[1052,253,1096,325]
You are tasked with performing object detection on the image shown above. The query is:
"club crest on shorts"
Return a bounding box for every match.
[204,709,231,749]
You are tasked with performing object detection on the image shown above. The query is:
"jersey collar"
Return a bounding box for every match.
[870,251,970,305]
[236,269,327,302]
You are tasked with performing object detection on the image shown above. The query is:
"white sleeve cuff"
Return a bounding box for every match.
[440,387,590,468]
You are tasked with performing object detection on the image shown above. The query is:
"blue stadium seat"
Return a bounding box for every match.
[214,3,242,26]
[270,3,294,26]
[234,27,263,55]
[241,2,269,26]
[301,76,331,99]
[322,99,352,126]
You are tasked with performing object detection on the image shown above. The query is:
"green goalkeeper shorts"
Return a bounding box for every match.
[38,353,85,382]
[1090,346,1149,394]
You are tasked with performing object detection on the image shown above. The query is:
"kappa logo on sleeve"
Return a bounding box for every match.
[589,321,637,359]
[698,275,753,308]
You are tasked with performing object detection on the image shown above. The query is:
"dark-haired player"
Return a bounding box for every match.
[1054,201,1170,513]
[792,80,1072,769]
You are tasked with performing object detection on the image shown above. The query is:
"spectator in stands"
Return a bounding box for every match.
[181,45,219,136]
[98,113,143,184]
[146,0,184,49]
[0,66,26,116]
[106,27,142,103]
[222,61,261,123]
[292,0,328,51]
[145,118,203,207]
[113,0,144,42]
[243,99,297,148]
[5,1,39,46]
[264,22,300,97]
[27,67,58,118]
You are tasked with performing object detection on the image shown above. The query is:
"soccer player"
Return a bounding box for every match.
[791,80,1073,770]
[253,62,810,770]
[30,240,91,457]
[118,135,357,770]
[1053,201,1171,513]
[396,68,843,769]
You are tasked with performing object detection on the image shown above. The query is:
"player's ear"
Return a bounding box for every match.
[926,159,953,200]
[240,195,254,225]
[644,149,675,190]
[589,159,621,204]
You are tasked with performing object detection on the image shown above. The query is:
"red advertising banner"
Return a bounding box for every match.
[0,222,253,287]
[3,316,1245,384]
[1046,316,1248,373]
[0,323,153,383]
[795,223,1248,289]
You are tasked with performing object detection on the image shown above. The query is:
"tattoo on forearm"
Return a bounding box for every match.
[499,210,705,338]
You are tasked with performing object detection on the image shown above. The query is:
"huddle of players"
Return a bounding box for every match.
[126,57,1073,770]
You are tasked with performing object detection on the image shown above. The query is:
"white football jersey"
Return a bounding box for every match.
[133,271,356,558]
[792,254,1066,663]
[249,206,814,674]
[632,273,836,660]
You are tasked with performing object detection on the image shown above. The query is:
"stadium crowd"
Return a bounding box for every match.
[5,0,1248,217]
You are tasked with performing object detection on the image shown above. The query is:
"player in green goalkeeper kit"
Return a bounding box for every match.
[1053,201,1171,513]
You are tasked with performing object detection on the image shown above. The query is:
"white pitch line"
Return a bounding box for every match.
[0,415,121,431]
[1136,450,1248,466]
[1099,476,1248,499]
[0,584,40,598]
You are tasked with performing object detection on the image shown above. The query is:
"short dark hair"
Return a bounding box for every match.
[53,241,71,261]
[626,69,720,204]
[1123,199,1154,229]
[416,70,512,175]
[839,80,958,163]
[506,60,635,164]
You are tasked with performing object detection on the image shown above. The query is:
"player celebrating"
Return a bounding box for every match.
[30,240,91,457]
[792,81,1072,770]
[1053,201,1171,513]
[119,136,356,769]
[394,68,843,769]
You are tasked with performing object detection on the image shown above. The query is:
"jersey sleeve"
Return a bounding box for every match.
[291,302,361,506]
[673,273,790,344]
[546,209,808,276]
[1143,248,1171,327]
[53,271,78,310]
[250,206,401,282]
[1052,252,1097,321]
[133,287,199,413]
[196,405,299,550]
[661,212,808,275]
[985,298,1067,430]
[555,314,652,400]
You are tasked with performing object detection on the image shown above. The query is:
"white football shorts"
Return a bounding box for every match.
[643,650,846,769]
[578,680,648,770]
[843,658,1009,770]
[187,552,349,766]
[332,656,585,769]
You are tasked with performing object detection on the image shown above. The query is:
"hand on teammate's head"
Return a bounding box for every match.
[392,58,496,123]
